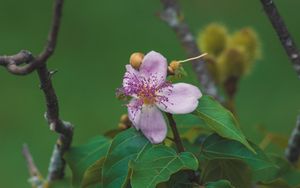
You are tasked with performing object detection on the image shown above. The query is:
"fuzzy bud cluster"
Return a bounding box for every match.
[197,23,261,84]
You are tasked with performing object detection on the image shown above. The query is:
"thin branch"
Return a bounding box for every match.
[0,0,73,182]
[260,0,300,163]
[159,0,220,101]
[0,0,63,75]
[22,144,42,179]
[166,113,185,153]
[285,116,300,163]
[260,0,300,78]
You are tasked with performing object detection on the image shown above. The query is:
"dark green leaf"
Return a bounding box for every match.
[65,136,111,187]
[193,95,254,152]
[102,128,151,188]
[201,134,278,181]
[205,179,234,188]
[165,170,200,188]
[130,145,198,188]
[201,159,252,188]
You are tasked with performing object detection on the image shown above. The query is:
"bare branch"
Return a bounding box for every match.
[260,0,300,163]
[260,0,300,78]
[285,116,300,163]
[159,0,221,101]
[0,0,64,75]
[0,0,73,182]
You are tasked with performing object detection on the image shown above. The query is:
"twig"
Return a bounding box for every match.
[0,0,64,75]
[285,116,300,163]
[22,144,45,188]
[159,0,221,101]
[166,113,185,152]
[260,0,300,78]
[260,0,300,163]
[22,144,42,179]
[0,0,73,182]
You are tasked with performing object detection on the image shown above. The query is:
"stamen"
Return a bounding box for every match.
[178,53,207,63]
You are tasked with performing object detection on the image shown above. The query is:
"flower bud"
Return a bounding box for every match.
[217,47,249,83]
[230,28,260,62]
[130,52,144,70]
[118,114,131,130]
[197,23,228,57]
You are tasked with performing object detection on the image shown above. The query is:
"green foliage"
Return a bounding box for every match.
[201,134,277,181]
[64,96,296,188]
[81,158,105,188]
[65,136,111,187]
[193,95,254,152]
[102,128,151,188]
[205,179,234,188]
[201,159,252,188]
[130,145,198,188]
[257,154,300,188]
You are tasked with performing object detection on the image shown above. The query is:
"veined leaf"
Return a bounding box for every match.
[130,145,198,188]
[201,134,278,181]
[65,136,111,187]
[102,128,151,188]
[193,95,254,153]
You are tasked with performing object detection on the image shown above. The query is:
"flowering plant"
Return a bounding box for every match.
[63,51,292,188]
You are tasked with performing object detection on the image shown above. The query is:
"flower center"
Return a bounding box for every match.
[122,72,172,107]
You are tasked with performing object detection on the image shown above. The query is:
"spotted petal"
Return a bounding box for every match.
[127,98,143,130]
[156,83,202,114]
[139,51,167,85]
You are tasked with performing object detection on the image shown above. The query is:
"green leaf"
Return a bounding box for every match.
[258,154,300,187]
[130,145,198,188]
[81,158,105,188]
[193,95,254,152]
[201,159,252,188]
[164,170,200,188]
[102,128,151,188]
[65,136,111,187]
[201,134,278,181]
[205,179,234,188]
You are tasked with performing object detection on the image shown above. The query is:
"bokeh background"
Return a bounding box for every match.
[0,0,300,187]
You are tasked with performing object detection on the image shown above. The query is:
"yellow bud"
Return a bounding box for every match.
[217,47,249,83]
[197,23,228,57]
[130,52,144,70]
[118,123,127,130]
[169,60,180,71]
[120,114,129,124]
[118,114,131,130]
[230,28,261,62]
[168,66,175,75]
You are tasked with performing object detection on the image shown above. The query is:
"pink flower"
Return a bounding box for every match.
[120,51,202,144]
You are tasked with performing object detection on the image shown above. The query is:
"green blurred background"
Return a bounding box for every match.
[0,0,299,187]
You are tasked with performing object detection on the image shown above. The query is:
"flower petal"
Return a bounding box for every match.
[139,105,167,144]
[139,51,167,84]
[127,98,142,130]
[122,64,140,88]
[156,83,202,114]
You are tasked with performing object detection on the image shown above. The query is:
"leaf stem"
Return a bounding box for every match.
[166,113,185,153]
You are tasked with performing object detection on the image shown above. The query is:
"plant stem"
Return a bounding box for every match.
[166,113,185,152]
